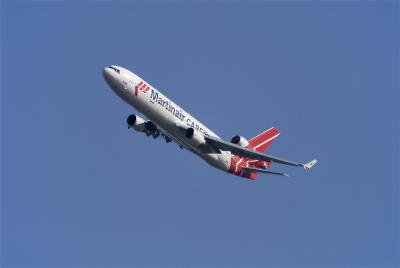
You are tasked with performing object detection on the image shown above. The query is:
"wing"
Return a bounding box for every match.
[127,114,187,149]
[204,135,317,169]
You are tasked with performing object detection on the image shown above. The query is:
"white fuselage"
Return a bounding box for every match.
[103,65,232,172]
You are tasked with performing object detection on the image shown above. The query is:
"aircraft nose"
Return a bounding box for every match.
[102,67,111,79]
[102,67,115,86]
[103,65,125,93]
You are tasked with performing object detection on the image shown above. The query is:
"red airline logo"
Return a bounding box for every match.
[134,81,150,96]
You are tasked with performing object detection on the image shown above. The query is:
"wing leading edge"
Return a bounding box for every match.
[204,135,317,170]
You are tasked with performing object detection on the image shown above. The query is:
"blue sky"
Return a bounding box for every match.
[1,1,398,267]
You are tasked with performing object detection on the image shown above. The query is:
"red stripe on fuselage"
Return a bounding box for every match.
[135,81,143,97]
[228,143,273,180]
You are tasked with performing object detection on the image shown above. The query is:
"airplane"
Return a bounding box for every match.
[102,65,317,179]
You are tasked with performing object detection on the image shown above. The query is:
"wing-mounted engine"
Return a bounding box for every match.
[127,114,146,132]
[126,114,160,139]
[185,127,206,146]
[230,135,249,147]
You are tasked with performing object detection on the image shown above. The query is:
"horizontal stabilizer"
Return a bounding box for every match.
[242,167,290,177]
[303,159,318,170]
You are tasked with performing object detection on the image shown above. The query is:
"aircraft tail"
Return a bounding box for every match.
[248,127,280,152]
[245,127,280,180]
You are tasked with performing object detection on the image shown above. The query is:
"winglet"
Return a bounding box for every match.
[303,159,318,170]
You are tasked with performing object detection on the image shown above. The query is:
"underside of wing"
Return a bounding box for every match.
[204,135,317,169]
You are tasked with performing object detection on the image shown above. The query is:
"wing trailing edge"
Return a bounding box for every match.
[205,135,317,169]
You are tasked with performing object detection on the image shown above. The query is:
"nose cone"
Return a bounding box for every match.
[102,67,112,82]
[102,66,118,91]
[102,65,128,99]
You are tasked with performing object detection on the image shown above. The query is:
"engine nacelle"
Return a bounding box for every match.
[185,127,206,146]
[231,135,249,147]
[126,114,146,132]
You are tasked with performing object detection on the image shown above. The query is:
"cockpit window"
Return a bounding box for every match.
[108,66,120,74]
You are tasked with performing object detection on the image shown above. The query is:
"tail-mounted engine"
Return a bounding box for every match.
[230,135,249,147]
